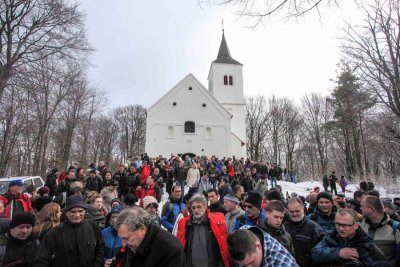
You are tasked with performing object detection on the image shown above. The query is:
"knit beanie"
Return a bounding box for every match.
[38,186,50,196]
[316,191,334,204]
[245,191,262,209]
[224,193,240,204]
[142,196,158,209]
[10,212,35,229]
[9,179,23,187]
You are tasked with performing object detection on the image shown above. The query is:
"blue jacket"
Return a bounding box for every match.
[241,225,298,267]
[161,198,185,232]
[312,227,389,267]
[233,208,267,231]
[101,226,122,260]
[307,207,336,234]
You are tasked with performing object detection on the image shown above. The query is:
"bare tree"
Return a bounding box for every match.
[282,99,303,172]
[201,0,340,26]
[0,0,91,100]
[342,0,400,119]
[301,93,331,173]
[245,95,269,160]
[112,105,146,163]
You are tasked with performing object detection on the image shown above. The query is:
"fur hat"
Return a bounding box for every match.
[142,196,158,209]
[10,212,35,229]
[316,191,334,204]
[245,191,262,209]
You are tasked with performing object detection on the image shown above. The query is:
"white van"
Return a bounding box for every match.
[0,176,45,194]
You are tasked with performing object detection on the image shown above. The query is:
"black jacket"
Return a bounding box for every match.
[35,219,104,267]
[258,220,295,256]
[0,232,39,267]
[112,224,185,267]
[284,216,325,267]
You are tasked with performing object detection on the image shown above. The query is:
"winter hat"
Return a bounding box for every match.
[224,193,240,204]
[38,186,50,196]
[51,168,59,174]
[383,200,394,211]
[316,191,334,204]
[142,196,158,209]
[109,204,125,215]
[65,195,87,211]
[123,194,137,206]
[10,212,35,229]
[110,179,119,186]
[111,198,122,206]
[245,191,262,209]
[35,196,53,211]
[266,190,282,201]
[9,179,23,187]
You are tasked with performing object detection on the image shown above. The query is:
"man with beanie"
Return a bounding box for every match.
[0,180,32,218]
[307,191,337,233]
[177,193,231,267]
[233,191,267,231]
[35,195,104,267]
[0,212,38,266]
[223,193,244,233]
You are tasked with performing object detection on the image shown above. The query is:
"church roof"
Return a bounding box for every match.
[213,31,242,65]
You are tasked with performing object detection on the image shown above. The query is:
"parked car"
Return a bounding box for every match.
[0,176,45,194]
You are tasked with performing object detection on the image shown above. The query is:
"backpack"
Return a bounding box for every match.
[389,219,400,236]
[164,201,175,224]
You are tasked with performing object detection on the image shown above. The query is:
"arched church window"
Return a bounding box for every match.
[205,127,212,139]
[168,126,175,138]
[229,76,233,85]
[224,75,228,85]
[184,121,195,133]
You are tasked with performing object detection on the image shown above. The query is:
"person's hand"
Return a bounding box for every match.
[105,258,113,267]
[339,248,359,260]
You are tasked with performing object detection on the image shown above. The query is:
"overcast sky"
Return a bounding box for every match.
[75,1,361,109]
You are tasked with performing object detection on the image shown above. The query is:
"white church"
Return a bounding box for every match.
[145,31,247,158]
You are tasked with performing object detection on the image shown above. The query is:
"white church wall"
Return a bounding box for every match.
[145,74,232,158]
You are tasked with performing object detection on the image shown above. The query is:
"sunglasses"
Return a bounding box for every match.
[147,204,158,209]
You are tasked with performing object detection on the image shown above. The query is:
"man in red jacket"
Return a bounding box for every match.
[0,180,32,218]
[177,193,231,267]
[138,175,161,207]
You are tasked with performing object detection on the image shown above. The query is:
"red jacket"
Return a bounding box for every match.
[177,209,231,267]
[139,183,160,207]
[0,192,33,218]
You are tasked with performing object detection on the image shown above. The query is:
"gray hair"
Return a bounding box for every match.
[115,207,150,231]
[189,193,207,205]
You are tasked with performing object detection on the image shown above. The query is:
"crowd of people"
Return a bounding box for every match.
[0,153,399,267]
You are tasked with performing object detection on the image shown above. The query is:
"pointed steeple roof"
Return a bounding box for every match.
[213,31,242,65]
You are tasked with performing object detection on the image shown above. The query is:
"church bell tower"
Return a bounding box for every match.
[208,30,247,157]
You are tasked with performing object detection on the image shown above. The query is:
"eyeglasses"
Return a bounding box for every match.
[244,204,254,209]
[334,222,355,228]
